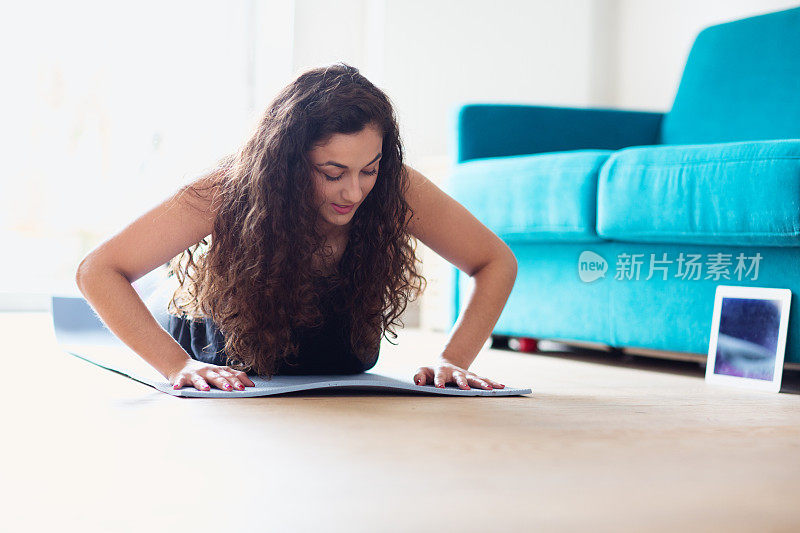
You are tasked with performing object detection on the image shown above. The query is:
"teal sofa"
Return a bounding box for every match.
[443,7,800,364]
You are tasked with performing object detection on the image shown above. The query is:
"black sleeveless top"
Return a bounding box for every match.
[166,278,379,376]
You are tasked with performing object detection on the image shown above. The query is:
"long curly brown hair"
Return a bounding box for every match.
[165,63,427,378]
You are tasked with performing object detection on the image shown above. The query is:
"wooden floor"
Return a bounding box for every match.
[3,312,799,532]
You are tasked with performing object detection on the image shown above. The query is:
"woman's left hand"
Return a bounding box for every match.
[413,357,505,390]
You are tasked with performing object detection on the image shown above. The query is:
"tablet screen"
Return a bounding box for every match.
[714,296,782,381]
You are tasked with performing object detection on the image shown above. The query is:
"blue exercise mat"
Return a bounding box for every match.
[51,273,531,397]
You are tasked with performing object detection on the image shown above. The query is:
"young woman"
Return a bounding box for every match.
[76,63,517,393]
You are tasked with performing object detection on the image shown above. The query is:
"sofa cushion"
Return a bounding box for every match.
[660,7,800,145]
[596,139,800,246]
[444,150,613,243]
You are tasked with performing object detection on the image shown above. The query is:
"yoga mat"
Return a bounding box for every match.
[51,274,531,397]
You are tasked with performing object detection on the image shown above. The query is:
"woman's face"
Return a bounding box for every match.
[309,123,383,238]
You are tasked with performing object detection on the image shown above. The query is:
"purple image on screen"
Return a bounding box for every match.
[714,297,781,380]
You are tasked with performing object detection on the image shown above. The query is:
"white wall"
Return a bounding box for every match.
[377,0,599,162]
[0,0,296,305]
[294,0,598,168]
[612,0,800,111]
[292,0,800,163]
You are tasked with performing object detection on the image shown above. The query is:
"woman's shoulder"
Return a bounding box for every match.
[180,169,227,220]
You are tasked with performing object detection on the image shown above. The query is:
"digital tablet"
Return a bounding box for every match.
[706,285,791,393]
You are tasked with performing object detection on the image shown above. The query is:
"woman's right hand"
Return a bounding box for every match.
[168,359,256,391]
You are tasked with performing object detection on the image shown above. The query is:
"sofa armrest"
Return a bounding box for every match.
[451,103,665,164]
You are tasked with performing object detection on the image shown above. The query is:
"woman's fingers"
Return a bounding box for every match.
[414,366,505,390]
[191,375,210,391]
[480,377,505,388]
[170,361,257,392]
[205,370,236,391]
[466,375,492,390]
[453,372,470,390]
[216,368,246,391]
[236,371,256,387]
[413,367,434,386]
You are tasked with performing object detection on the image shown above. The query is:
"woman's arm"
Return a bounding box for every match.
[76,174,254,391]
[76,265,193,380]
[438,257,517,369]
[403,164,518,389]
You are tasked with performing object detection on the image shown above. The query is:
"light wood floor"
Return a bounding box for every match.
[3,312,799,532]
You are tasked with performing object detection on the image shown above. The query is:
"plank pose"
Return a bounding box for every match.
[76,63,517,392]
